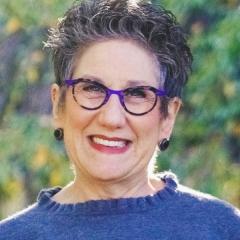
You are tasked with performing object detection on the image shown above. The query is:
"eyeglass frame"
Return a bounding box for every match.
[64,78,167,116]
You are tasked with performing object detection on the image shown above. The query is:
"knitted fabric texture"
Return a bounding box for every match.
[1,173,240,240]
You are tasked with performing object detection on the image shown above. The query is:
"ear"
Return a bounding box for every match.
[51,83,63,128]
[158,97,182,141]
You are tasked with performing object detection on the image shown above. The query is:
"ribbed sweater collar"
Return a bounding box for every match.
[37,172,178,215]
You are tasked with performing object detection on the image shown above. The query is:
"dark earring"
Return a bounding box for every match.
[54,128,64,141]
[158,138,169,151]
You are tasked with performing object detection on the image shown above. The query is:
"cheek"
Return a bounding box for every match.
[134,111,161,141]
[63,94,92,132]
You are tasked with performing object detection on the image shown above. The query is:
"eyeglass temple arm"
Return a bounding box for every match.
[156,89,166,96]
[65,79,79,86]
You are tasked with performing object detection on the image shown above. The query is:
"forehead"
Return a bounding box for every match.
[72,39,160,87]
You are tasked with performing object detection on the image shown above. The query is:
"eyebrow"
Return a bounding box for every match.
[78,74,151,87]
[80,74,105,84]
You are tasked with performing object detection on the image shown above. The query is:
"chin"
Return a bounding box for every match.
[87,165,131,183]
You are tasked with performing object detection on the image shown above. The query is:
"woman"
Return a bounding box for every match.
[1,0,239,239]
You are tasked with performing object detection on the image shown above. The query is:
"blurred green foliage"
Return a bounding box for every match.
[0,0,240,219]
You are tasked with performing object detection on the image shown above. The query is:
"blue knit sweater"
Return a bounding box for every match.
[1,173,240,240]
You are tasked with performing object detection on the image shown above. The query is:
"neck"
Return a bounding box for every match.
[52,172,164,204]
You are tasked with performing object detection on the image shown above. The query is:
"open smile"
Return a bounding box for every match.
[88,135,131,154]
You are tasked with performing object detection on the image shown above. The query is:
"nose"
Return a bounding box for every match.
[97,94,126,129]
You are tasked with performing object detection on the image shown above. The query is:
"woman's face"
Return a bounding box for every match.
[52,39,180,182]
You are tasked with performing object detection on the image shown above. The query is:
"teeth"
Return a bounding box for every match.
[92,137,127,148]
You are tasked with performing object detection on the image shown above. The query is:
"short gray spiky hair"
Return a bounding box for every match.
[45,0,192,99]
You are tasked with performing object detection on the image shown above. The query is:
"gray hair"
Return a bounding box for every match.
[45,0,192,108]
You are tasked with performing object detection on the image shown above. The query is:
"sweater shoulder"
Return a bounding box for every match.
[177,184,240,213]
[0,203,43,240]
[176,184,240,237]
[178,184,238,206]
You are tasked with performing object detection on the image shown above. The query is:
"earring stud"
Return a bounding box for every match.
[158,138,170,151]
[54,128,64,141]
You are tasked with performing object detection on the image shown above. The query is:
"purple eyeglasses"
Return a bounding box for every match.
[65,78,166,116]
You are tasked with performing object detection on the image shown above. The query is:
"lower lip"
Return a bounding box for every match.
[89,138,130,154]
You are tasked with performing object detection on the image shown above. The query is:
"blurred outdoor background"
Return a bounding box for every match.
[0,0,240,219]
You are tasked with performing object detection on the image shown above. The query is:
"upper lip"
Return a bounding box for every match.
[89,135,131,142]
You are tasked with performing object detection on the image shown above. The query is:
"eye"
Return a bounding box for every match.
[83,83,104,92]
[124,87,147,98]
[75,82,105,94]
